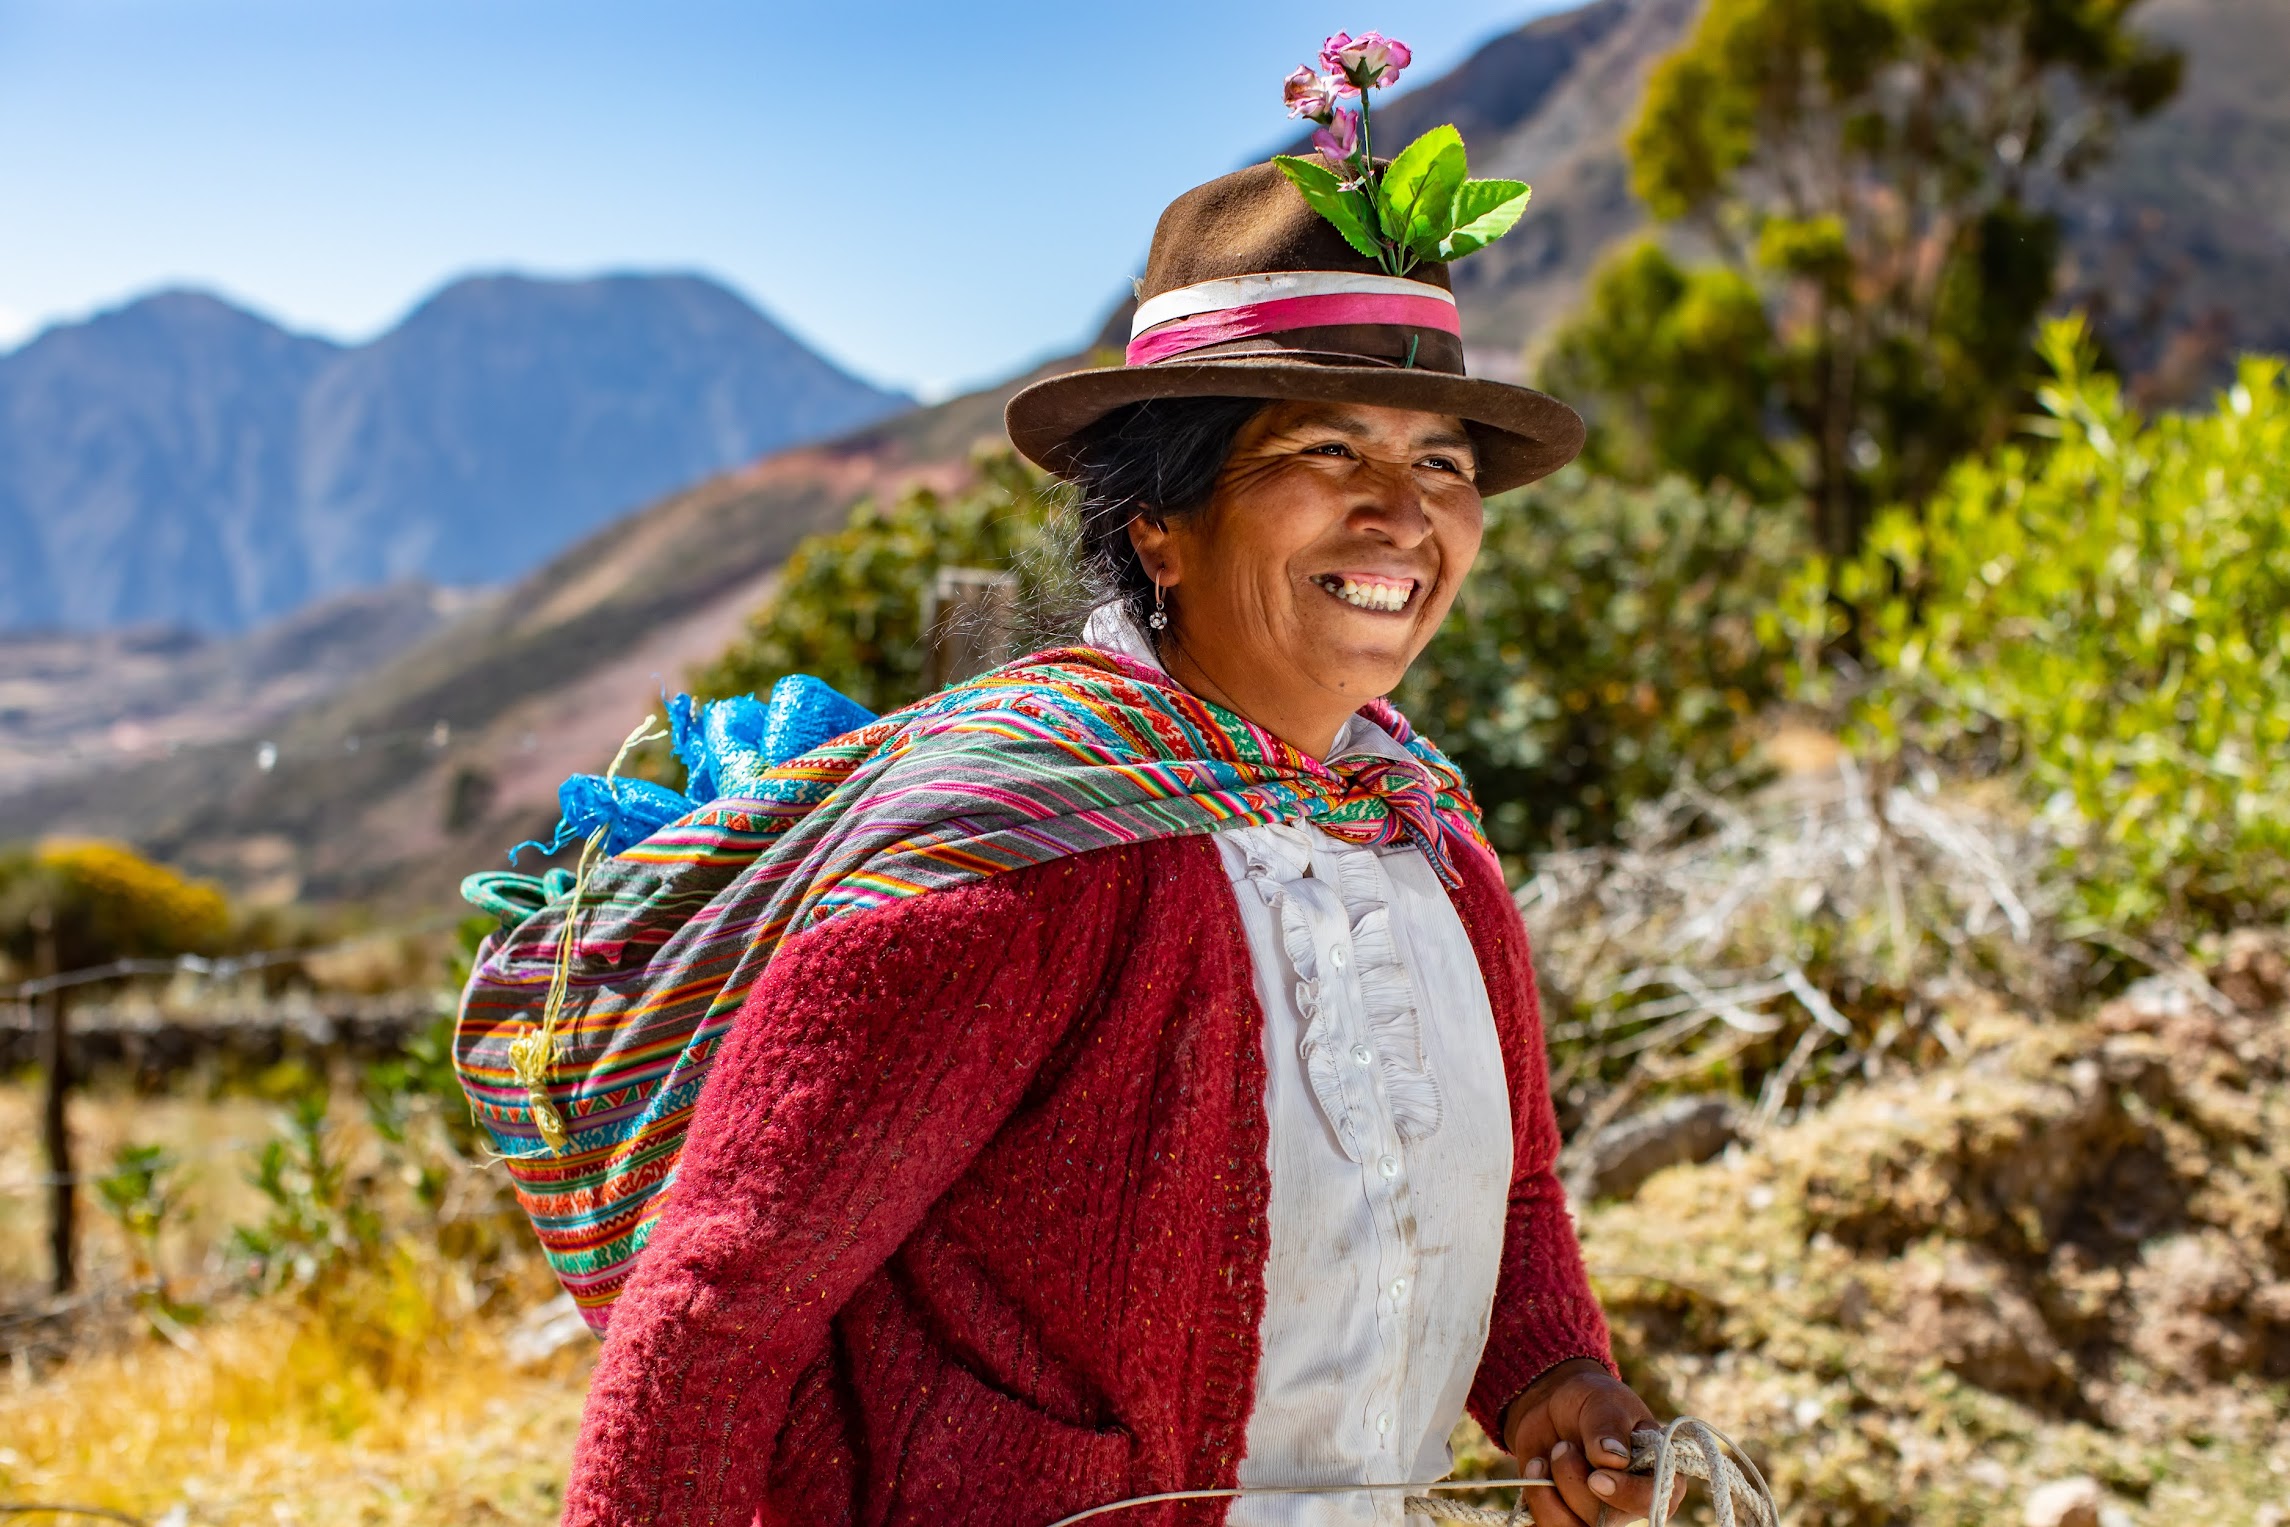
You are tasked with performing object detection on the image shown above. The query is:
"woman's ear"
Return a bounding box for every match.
[1125,513,1183,588]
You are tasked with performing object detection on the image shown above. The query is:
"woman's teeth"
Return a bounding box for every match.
[1318,575,1414,612]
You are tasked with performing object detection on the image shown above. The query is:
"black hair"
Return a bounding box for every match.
[1064,396,1266,633]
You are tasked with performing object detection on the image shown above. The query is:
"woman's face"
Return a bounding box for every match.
[1129,401,1483,752]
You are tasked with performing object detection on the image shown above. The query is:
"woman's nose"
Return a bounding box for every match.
[1347,464,1432,545]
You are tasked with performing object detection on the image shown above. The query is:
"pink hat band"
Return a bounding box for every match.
[1125,271,1461,368]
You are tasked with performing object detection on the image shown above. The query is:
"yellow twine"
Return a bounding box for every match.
[507,715,668,1154]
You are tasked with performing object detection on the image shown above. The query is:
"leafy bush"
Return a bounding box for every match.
[231,1089,383,1292]
[1791,319,2290,935]
[1398,467,1803,856]
[691,455,1802,860]
[94,1143,186,1289]
[693,451,1066,712]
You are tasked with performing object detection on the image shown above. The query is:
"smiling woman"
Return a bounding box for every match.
[538,76,1666,1527]
[1097,399,1486,758]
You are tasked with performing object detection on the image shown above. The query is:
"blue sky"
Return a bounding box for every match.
[0,1,1564,399]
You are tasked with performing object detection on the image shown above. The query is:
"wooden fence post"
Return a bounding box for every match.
[923,568,1020,692]
[33,903,74,1295]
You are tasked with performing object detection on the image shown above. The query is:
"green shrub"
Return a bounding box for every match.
[693,451,1064,712]
[231,1089,383,1293]
[94,1143,185,1288]
[691,453,1804,861]
[1398,467,1803,856]
[1791,318,2290,935]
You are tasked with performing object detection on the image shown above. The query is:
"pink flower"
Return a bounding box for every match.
[1320,30,1412,91]
[1313,107,1362,177]
[1283,65,1339,123]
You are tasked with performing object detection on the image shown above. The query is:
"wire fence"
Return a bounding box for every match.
[1,918,466,1205]
[1,913,465,1007]
[0,1137,266,1196]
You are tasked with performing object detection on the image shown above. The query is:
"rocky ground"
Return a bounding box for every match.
[1576,939,2290,1524]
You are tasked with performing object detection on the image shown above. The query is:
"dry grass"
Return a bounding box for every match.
[0,1258,590,1525]
[2,1077,587,1525]
[0,1082,280,1291]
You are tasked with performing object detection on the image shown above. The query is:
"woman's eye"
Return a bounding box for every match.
[1421,455,1464,475]
[1306,442,1354,458]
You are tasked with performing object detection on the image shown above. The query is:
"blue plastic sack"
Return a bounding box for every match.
[498,675,878,872]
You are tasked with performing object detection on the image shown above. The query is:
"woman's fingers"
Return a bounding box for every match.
[1547,1438,1611,1522]
[1573,1389,1663,1519]
[1517,1454,1589,1527]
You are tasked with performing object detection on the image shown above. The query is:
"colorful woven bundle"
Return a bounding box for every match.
[454,645,1490,1330]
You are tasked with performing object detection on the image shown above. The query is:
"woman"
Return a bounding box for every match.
[562,161,1669,1527]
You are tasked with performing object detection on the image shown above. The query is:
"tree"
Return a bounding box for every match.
[1541,0,2180,558]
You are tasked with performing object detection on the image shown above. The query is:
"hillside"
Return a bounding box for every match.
[0,274,910,633]
[0,364,1035,906]
[4,0,2282,906]
[0,582,489,803]
[2054,0,2290,392]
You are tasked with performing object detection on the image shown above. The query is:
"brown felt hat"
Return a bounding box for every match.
[1005,160,1584,495]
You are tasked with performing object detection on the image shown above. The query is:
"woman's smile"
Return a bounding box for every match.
[1313,571,1420,613]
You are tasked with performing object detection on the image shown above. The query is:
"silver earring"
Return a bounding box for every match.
[1148,578,1168,630]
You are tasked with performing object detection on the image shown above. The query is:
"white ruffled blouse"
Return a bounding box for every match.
[1080,607,1514,1524]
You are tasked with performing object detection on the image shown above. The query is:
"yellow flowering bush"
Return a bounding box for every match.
[0,837,231,974]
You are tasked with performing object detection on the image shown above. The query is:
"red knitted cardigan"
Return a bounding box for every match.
[563,833,1610,1527]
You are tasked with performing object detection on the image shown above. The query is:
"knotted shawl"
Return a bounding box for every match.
[455,645,1491,1329]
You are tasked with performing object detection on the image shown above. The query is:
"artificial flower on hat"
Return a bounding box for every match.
[1276,28,1531,276]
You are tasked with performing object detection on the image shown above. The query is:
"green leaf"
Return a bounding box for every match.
[1439,178,1532,260]
[1377,125,1469,261]
[1272,155,1382,262]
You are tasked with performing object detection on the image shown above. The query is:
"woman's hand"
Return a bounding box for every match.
[1501,1357,1683,1526]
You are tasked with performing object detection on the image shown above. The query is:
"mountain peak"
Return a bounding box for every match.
[0,272,911,632]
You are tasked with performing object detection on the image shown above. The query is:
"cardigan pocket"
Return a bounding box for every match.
[884,1353,1135,1525]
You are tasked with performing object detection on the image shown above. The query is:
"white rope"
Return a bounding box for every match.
[1403,1499,1529,1524]
[1042,1416,1776,1527]
[1040,1478,1550,1527]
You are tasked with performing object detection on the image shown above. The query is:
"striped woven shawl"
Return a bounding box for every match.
[455,645,1490,1329]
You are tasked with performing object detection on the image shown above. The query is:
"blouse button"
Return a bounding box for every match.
[1376,1410,1394,1435]
[1351,1043,1373,1066]
[1329,944,1348,970]
[1378,1153,1400,1180]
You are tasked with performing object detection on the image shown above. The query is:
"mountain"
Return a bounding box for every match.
[0,293,340,634]
[2,0,2281,906]
[0,274,911,633]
